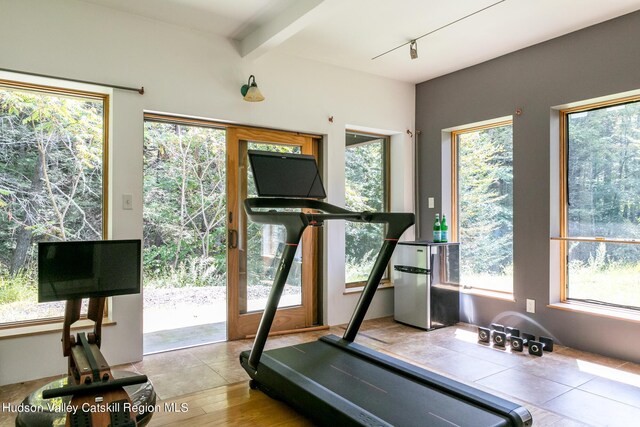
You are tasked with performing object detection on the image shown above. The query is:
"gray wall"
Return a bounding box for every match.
[416,10,640,362]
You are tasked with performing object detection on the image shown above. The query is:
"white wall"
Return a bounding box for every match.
[0,0,414,385]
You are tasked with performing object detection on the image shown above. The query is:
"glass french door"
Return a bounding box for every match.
[142,115,228,353]
[227,127,319,340]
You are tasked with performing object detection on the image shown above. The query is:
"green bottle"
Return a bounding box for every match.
[433,214,441,243]
[440,214,448,243]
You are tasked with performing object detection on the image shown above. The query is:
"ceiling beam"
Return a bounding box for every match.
[239,0,333,61]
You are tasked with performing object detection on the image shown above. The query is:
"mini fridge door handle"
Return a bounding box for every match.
[430,253,436,283]
[394,265,429,275]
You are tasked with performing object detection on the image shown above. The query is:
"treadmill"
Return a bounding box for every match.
[240,150,532,427]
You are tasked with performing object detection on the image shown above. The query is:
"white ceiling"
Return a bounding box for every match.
[79,0,640,83]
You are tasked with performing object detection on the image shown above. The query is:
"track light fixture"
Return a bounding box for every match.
[409,40,418,60]
[372,0,506,60]
[240,75,265,102]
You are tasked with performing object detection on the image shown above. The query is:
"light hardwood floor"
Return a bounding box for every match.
[149,382,313,426]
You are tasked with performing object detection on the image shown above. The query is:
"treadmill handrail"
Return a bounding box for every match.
[244,197,414,240]
[244,197,409,224]
[243,197,414,369]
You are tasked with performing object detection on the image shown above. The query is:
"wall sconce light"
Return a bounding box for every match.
[409,40,418,60]
[240,75,265,102]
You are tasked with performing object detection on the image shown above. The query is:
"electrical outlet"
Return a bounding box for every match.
[428,197,434,209]
[123,194,133,210]
[526,299,535,313]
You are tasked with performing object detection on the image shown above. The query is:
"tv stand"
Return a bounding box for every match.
[17,287,155,426]
[41,297,148,401]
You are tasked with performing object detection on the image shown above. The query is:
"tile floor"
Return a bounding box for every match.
[143,321,227,354]
[2,317,640,426]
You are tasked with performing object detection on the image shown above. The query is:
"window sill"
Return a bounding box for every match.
[0,318,117,340]
[344,281,394,295]
[460,287,515,302]
[548,301,640,324]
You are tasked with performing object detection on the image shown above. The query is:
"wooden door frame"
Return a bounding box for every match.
[226,126,319,340]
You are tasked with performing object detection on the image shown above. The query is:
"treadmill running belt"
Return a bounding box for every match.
[266,340,509,427]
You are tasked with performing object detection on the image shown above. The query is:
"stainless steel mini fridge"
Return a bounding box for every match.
[393,241,460,330]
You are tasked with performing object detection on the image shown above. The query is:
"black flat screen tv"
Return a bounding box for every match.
[38,239,141,302]
[248,150,326,199]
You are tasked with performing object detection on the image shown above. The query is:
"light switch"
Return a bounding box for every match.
[428,197,434,209]
[526,299,535,313]
[123,194,133,210]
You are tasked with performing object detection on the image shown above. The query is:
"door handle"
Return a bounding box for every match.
[228,229,238,249]
[430,253,435,281]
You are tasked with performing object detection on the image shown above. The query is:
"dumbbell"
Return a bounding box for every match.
[510,333,554,356]
[510,332,535,352]
[493,326,520,348]
[489,323,518,348]
[477,323,519,347]
[528,336,554,357]
[477,323,504,344]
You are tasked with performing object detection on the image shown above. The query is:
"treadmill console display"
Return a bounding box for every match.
[38,239,141,302]
[248,150,326,199]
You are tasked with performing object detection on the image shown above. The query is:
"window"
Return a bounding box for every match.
[0,80,107,326]
[344,131,389,287]
[560,96,640,310]
[452,121,513,294]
